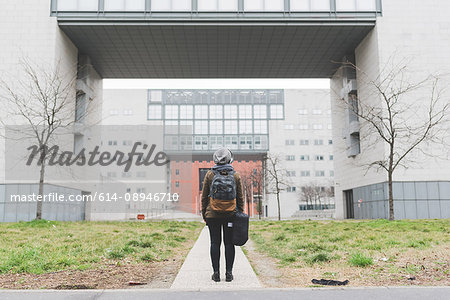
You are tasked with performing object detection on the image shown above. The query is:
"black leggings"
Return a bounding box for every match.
[206,218,235,273]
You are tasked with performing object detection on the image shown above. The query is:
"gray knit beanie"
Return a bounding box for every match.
[213,148,233,165]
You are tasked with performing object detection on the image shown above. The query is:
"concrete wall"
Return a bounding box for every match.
[0,0,103,220]
[331,0,450,219]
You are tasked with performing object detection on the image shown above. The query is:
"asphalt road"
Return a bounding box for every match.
[0,287,448,300]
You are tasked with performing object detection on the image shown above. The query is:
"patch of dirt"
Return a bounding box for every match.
[0,259,182,289]
[244,239,450,287]
[243,239,289,287]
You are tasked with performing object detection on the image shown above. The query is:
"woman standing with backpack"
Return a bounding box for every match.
[201,148,244,282]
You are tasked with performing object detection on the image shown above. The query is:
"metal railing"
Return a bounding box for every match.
[51,0,382,20]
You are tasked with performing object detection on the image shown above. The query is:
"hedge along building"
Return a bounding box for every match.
[1,0,449,221]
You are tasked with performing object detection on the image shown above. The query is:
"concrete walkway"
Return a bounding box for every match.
[170,226,261,289]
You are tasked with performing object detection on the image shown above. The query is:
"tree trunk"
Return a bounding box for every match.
[36,162,45,220]
[388,171,394,221]
[276,191,281,221]
[388,143,395,221]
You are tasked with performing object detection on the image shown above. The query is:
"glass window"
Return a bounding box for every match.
[300,155,310,161]
[270,105,284,119]
[195,105,208,119]
[357,0,376,11]
[254,136,267,150]
[285,140,295,145]
[194,120,208,134]
[58,0,99,11]
[194,136,208,150]
[330,170,335,177]
[244,0,263,11]
[300,139,309,145]
[286,171,296,177]
[209,105,223,119]
[314,139,324,145]
[239,120,252,134]
[180,136,193,150]
[315,155,324,161]
[152,0,191,11]
[180,105,193,119]
[210,121,223,134]
[165,105,178,119]
[329,155,334,160]
[245,0,284,11]
[290,0,329,11]
[198,0,238,11]
[300,170,310,177]
[312,0,330,11]
[210,136,224,150]
[313,124,323,130]
[284,124,294,130]
[312,109,322,115]
[299,124,309,130]
[298,109,308,115]
[253,105,267,119]
[239,136,253,150]
[315,170,325,177]
[224,120,238,134]
[180,120,193,134]
[225,136,238,150]
[148,105,162,119]
[224,105,238,119]
[265,0,284,11]
[104,0,145,11]
[254,120,267,134]
[165,121,178,134]
[164,136,178,150]
[239,105,252,119]
[286,155,295,161]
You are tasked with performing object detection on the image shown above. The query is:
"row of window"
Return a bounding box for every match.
[149,90,284,104]
[297,109,332,115]
[149,104,283,120]
[164,135,268,151]
[284,124,332,130]
[285,139,333,146]
[288,170,335,177]
[286,155,334,161]
[164,120,268,135]
[57,0,377,13]
[106,171,147,178]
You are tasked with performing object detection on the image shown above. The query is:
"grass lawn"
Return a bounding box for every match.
[0,220,203,289]
[245,219,449,287]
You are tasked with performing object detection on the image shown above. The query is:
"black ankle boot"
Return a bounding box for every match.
[211,271,220,282]
[225,271,233,282]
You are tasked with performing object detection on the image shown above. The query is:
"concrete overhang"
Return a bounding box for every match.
[57,18,376,78]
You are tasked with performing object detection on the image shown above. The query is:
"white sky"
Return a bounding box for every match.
[103,78,330,90]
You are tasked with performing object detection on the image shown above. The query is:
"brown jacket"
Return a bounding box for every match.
[201,169,244,219]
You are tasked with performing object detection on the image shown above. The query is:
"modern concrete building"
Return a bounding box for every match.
[103,88,333,219]
[1,0,449,221]
[267,89,335,218]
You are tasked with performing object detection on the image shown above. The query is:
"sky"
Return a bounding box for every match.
[103,78,330,90]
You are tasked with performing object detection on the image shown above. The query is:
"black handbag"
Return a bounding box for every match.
[232,211,249,246]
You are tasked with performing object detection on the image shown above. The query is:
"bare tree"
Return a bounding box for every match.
[338,58,450,220]
[265,153,291,220]
[298,182,333,209]
[0,59,94,220]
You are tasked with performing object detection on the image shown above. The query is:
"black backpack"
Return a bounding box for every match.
[209,168,237,213]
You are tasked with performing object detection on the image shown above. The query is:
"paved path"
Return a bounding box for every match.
[170,226,261,289]
[0,287,448,300]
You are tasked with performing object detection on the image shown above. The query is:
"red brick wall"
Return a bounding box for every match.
[170,160,262,217]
